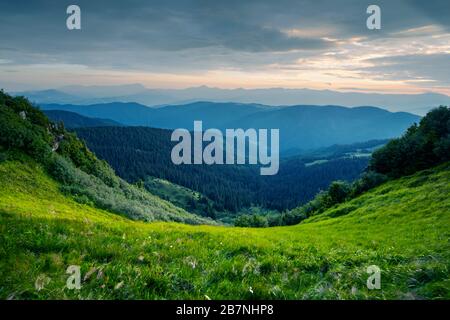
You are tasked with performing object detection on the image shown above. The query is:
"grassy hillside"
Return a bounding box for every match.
[1,156,448,299]
[0,91,211,225]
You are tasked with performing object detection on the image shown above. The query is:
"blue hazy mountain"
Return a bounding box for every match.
[16,89,81,104]
[43,110,123,128]
[16,85,450,115]
[41,102,159,127]
[40,102,420,151]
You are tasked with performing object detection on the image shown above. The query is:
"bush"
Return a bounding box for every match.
[0,103,53,164]
[351,171,388,196]
[235,214,268,227]
[276,210,306,226]
[0,151,6,163]
[328,181,351,205]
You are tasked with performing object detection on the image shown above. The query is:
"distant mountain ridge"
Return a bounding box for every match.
[15,85,450,115]
[43,110,122,128]
[40,101,420,152]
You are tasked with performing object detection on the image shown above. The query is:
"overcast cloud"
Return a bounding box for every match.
[0,0,449,93]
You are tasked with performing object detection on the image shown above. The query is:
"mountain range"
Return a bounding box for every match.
[14,84,450,115]
[39,101,420,152]
[43,110,122,128]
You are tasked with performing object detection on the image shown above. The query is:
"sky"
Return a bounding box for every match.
[0,0,449,95]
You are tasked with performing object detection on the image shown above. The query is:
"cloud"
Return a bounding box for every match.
[0,1,331,53]
[0,0,449,92]
[363,53,450,87]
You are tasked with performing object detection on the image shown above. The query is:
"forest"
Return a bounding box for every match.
[74,126,370,215]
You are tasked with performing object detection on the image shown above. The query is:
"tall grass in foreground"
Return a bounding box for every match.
[1,158,448,299]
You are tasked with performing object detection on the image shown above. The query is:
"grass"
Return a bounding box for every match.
[0,158,449,300]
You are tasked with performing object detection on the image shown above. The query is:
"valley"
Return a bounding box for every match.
[1,154,448,299]
[74,126,370,219]
[1,91,449,300]
[2,0,450,303]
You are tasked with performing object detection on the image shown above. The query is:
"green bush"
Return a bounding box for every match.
[351,171,388,196]
[328,181,351,205]
[269,210,306,226]
[0,151,6,163]
[235,214,269,227]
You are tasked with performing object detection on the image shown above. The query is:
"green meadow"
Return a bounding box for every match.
[1,157,449,300]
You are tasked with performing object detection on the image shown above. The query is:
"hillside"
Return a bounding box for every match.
[0,91,210,225]
[43,110,122,128]
[0,156,448,299]
[40,102,420,151]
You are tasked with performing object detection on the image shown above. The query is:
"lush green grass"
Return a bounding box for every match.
[0,158,449,299]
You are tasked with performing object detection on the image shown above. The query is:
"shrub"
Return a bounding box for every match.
[327,181,351,205]
[351,171,388,196]
[235,214,268,227]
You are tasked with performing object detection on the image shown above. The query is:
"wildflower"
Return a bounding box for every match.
[35,274,51,291]
[114,281,124,290]
[83,267,97,281]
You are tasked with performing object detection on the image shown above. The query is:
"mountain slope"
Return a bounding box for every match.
[0,91,210,225]
[0,157,448,299]
[43,110,122,128]
[40,102,156,126]
[232,105,419,150]
[40,102,420,151]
